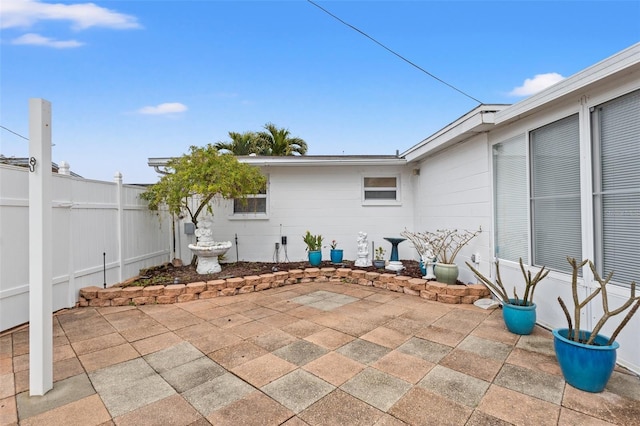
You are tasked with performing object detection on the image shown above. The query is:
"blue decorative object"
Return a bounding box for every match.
[502,300,536,335]
[330,249,343,264]
[308,250,322,266]
[383,237,406,261]
[553,328,619,393]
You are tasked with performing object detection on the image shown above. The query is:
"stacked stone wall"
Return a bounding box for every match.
[78,267,491,307]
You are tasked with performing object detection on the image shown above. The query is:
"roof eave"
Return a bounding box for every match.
[237,156,406,167]
[401,104,508,163]
[148,156,407,170]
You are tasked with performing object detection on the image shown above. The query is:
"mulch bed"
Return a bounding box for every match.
[132,260,425,287]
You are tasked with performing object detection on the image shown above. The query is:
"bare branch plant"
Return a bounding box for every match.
[466,258,549,306]
[558,257,640,345]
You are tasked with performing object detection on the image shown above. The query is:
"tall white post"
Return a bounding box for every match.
[29,98,53,396]
[115,172,124,283]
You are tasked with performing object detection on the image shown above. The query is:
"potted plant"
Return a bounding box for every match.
[303,231,323,266]
[431,227,481,284]
[373,246,386,268]
[466,258,549,335]
[329,240,343,264]
[554,257,640,393]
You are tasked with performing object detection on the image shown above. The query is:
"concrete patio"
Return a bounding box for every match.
[1,280,639,425]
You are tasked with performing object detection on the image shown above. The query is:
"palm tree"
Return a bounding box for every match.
[213,131,260,155]
[256,123,308,156]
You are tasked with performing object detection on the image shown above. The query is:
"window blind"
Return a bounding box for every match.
[593,89,640,285]
[530,114,582,272]
[493,136,528,263]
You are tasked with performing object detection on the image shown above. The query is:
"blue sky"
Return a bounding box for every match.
[1,0,638,183]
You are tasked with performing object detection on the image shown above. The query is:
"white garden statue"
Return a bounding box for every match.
[354,231,372,267]
[188,214,232,274]
[421,250,437,280]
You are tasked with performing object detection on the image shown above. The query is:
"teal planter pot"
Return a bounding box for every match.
[553,328,619,393]
[330,249,343,264]
[502,300,536,335]
[308,250,322,266]
[434,263,459,284]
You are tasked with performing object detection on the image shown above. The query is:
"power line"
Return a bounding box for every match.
[0,125,29,141]
[307,0,483,104]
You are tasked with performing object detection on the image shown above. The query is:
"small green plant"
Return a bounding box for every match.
[330,240,338,250]
[466,258,549,306]
[558,257,640,346]
[303,231,323,251]
[375,246,386,261]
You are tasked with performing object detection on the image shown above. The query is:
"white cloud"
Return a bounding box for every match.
[509,72,565,97]
[0,0,141,30]
[137,103,188,115]
[11,33,83,48]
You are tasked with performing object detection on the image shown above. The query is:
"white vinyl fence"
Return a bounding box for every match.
[0,164,171,332]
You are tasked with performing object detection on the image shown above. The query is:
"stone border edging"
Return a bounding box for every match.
[78,267,491,307]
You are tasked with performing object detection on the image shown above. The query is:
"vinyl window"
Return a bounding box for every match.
[363,176,400,205]
[493,135,529,263]
[530,114,582,273]
[592,89,640,286]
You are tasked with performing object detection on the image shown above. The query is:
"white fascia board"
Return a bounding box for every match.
[496,43,640,125]
[237,157,406,167]
[148,156,406,169]
[401,104,508,163]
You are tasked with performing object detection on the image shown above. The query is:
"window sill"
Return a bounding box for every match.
[362,200,402,206]
[228,213,269,221]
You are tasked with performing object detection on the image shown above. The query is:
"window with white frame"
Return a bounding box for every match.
[233,193,266,214]
[592,89,640,286]
[493,135,528,263]
[362,176,399,204]
[530,114,582,273]
[233,179,268,216]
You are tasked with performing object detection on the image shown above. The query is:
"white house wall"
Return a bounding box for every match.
[411,133,493,284]
[403,65,639,373]
[174,165,415,264]
[485,68,640,373]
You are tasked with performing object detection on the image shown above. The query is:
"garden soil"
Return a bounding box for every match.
[129,260,425,287]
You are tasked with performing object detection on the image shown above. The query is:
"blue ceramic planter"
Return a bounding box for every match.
[330,249,343,264]
[308,250,322,266]
[553,328,619,393]
[502,300,536,335]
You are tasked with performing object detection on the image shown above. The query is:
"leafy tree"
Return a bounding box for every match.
[256,123,308,156]
[213,131,260,155]
[141,144,266,228]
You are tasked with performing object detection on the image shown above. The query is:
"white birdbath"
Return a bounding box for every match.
[188,216,231,274]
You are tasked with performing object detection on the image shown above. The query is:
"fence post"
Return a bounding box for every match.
[29,98,53,396]
[115,172,124,284]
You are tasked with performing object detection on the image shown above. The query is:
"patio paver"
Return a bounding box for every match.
[340,367,412,412]
[3,279,639,425]
[336,338,390,364]
[89,358,176,417]
[262,369,335,414]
